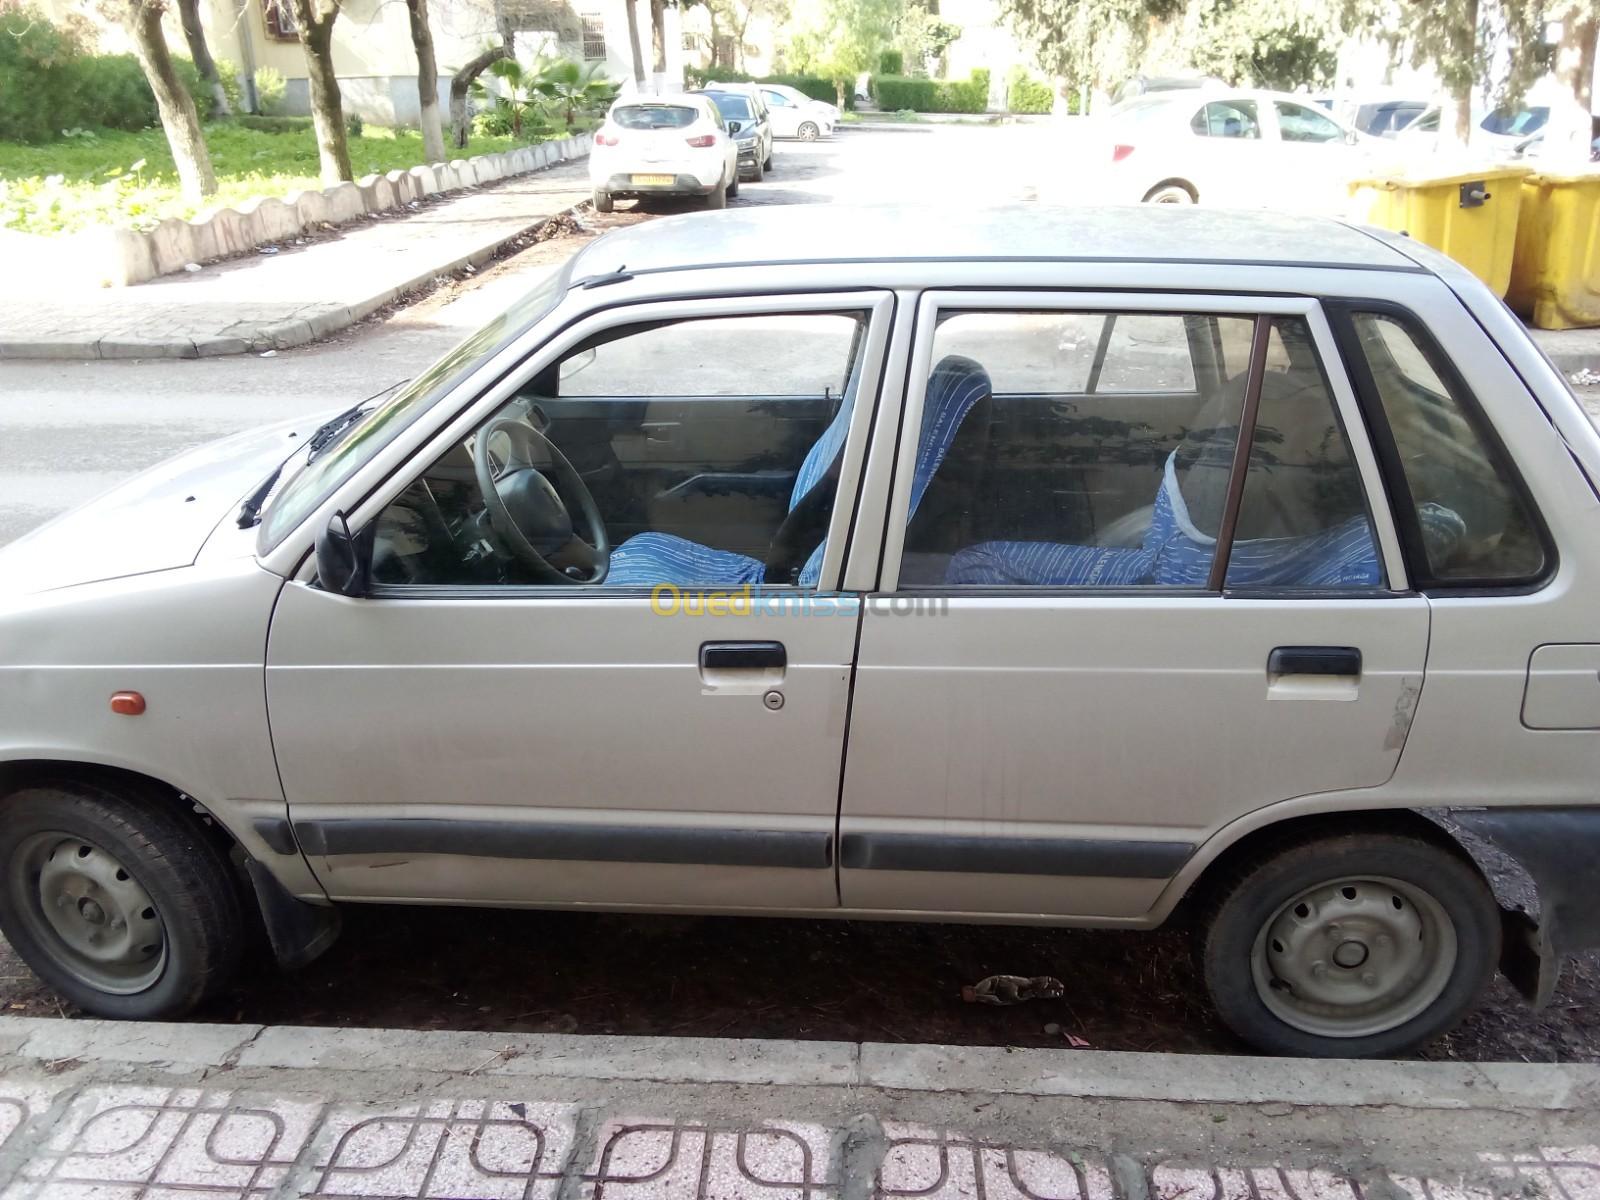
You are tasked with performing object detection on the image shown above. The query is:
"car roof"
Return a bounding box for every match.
[568,205,1420,281]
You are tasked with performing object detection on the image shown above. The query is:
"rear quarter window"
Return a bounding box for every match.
[1347,311,1548,586]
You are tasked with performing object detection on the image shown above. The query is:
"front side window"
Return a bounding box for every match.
[1275,101,1345,143]
[1191,100,1261,139]
[896,309,1381,591]
[763,89,791,107]
[1348,312,1546,584]
[371,312,869,590]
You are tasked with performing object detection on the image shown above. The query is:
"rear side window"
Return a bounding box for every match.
[1348,312,1547,584]
[613,104,699,129]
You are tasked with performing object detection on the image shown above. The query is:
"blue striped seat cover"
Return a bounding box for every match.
[607,355,993,588]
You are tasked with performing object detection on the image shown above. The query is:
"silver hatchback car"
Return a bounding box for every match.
[3,207,1597,1058]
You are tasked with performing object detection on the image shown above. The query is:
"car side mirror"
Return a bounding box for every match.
[728,120,743,134]
[1346,130,1360,146]
[315,511,374,597]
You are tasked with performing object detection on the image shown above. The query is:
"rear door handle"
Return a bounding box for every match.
[699,641,786,671]
[1268,646,1362,677]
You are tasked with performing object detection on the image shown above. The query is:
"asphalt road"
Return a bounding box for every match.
[3,126,1600,1060]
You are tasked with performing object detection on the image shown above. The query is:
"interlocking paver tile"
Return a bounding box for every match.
[586,1120,835,1200]
[877,1123,1113,1200]
[5,1084,321,1200]
[305,1098,577,1200]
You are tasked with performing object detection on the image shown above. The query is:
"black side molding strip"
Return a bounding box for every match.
[293,819,833,870]
[838,832,1194,879]
[252,817,299,857]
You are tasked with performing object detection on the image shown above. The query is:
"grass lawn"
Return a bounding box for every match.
[0,121,582,237]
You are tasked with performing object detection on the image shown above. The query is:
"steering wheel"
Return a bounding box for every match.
[473,414,610,583]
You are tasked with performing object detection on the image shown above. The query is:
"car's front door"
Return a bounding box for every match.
[1266,99,1362,214]
[266,292,894,909]
[838,293,1428,920]
[762,89,800,138]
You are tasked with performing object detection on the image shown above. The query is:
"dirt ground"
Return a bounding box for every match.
[3,905,1597,1063]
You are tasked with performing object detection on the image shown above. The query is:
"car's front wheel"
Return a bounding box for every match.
[763,144,774,171]
[593,188,614,213]
[798,121,820,141]
[1201,830,1500,1057]
[0,779,245,1019]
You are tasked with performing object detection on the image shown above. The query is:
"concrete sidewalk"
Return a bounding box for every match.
[0,1018,1594,1200]
[0,160,591,363]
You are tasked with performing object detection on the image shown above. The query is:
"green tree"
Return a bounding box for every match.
[290,0,354,183]
[1189,0,1337,89]
[895,2,960,75]
[994,0,1183,95]
[113,0,217,198]
[787,0,901,104]
[533,55,621,126]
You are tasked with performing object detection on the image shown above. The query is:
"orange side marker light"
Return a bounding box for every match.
[110,691,146,716]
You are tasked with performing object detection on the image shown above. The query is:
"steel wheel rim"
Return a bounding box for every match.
[8,832,167,995]
[1250,875,1457,1039]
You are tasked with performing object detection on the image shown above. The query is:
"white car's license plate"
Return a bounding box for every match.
[631,174,674,186]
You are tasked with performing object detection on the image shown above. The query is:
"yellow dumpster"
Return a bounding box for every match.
[1348,165,1533,297]
[1508,168,1600,330]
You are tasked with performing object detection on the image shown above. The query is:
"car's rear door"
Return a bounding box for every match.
[837,291,1428,920]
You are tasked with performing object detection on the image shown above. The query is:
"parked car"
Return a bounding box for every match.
[758,83,837,140]
[3,206,1597,1058]
[1096,88,1377,212]
[588,94,738,212]
[695,86,775,180]
[1347,98,1429,137]
[1395,103,1551,158]
[1109,74,1221,110]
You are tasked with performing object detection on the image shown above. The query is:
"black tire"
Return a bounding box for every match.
[705,175,727,209]
[1201,831,1500,1058]
[748,155,764,182]
[727,172,739,200]
[0,780,245,1019]
[762,145,774,171]
[593,188,614,213]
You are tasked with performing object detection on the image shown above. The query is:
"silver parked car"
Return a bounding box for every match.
[3,207,1598,1057]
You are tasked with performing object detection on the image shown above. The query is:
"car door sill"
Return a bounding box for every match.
[838,832,1195,878]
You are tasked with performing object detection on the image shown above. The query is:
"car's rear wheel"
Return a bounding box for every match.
[1201,831,1500,1057]
[0,780,245,1019]
[593,188,614,213]
[705,175,727,209]
[727,172,739,200]
[1144,182,1196,204]
[798,121,820,141]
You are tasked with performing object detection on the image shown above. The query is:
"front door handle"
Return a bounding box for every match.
[1268,646,1362,677]
[699,641,786,672]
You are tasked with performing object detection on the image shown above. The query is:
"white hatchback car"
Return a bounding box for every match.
[589,94,739,212]
[758,84,836,140]
[3,207,1598,1058]
[1096,89,1381,213]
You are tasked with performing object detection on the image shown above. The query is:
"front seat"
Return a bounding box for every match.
[606,355,993,588]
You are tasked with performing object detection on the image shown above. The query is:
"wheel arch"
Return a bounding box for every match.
[1142,178,1199,203]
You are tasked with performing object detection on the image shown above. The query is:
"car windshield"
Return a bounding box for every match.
[256,267,568,553]
[613,104,699,129]
[708,93,754,121]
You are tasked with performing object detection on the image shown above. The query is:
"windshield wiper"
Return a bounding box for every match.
[237,460,287,529]
[306,379,408,462]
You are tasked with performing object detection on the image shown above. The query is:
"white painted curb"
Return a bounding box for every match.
[8,133,594,290]
[1,1016,1595,1111]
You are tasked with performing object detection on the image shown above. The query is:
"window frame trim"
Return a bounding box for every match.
[1324,298,1558,595]
[286,289,898,597]
[876,290,1410,595]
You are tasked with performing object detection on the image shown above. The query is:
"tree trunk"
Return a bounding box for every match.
[835,78,845,107]
[292,0,353,184]
[449,36,512,149]
[1550,3,1598,164]
[405,0,446,162]
[176,0,230,116]
[124,0,217,199]
[649,0,666,86]
[623,0,646,88]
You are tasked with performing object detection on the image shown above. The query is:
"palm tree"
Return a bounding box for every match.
[532,57,621,128]
[471,57,546,136]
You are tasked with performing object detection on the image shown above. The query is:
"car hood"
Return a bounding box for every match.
[0,414,321,600]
